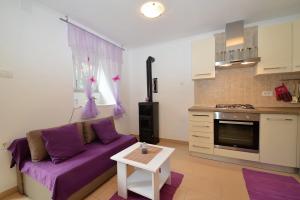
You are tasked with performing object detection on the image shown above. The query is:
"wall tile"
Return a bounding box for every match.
[195,67,300,107]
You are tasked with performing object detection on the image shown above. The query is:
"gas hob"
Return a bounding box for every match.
[216,104,255,109]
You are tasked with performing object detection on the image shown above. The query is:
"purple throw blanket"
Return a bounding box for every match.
[8,138,31,169]
[8,135,137,200]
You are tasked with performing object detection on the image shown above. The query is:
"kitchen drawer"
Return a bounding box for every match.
[189,132,213,144]
[189,112,213,122]
[189,121,213,133]
[189,141,213,154]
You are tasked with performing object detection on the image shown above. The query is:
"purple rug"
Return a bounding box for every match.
[242,168,300,200]
[109,171,183,200]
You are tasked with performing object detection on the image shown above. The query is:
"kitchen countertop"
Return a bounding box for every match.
[188,105,300,115]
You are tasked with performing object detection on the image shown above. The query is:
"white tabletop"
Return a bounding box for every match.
[111,142,175,173]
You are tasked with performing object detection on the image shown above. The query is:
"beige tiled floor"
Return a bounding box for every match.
[3,140,300,200]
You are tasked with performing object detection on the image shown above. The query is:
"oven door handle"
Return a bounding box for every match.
[219,121,254,125]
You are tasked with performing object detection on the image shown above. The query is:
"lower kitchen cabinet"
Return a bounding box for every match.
[260,114,298,167]
[188,111,214,154]
[189,141,214,154]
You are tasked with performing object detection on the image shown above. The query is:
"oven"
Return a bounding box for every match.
[214,112,259,153]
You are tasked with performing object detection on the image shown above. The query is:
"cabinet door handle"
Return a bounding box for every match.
[219,121,253,125]
[192,114,209,117]
[263,66,286,70]
[295,65,300,68]
[193,125,210,128]
[266,118,293,121]
[195,73,211,76]
[192,145,210,149]
[192,135,210,139]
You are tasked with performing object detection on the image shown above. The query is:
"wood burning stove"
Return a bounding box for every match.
[139,56,159,144]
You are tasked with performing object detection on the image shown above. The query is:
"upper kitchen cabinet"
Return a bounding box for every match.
[191,37,215,80]
[293,19,300,72]
[256,22,292,75]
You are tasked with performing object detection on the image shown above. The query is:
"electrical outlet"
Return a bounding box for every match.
[262,91,273,97]
[0,142,8,151]
[0,68,13,79]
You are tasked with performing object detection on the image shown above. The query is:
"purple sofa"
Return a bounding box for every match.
[9,134,137,200]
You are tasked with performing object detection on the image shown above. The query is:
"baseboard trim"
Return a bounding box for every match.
[130,134,139,139]
[0,186,18,199]
[190,151,298,174]
[159,138,188,145]
[131,134,188,145]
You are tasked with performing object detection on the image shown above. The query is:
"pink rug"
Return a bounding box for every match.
[109,171,184,200]
[243,168,300,200]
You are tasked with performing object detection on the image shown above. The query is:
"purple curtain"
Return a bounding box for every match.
[81,77,98,119]
[68,24,99,119]
[68,23,124,119]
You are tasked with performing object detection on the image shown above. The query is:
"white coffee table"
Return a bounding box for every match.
[111,142,175,200]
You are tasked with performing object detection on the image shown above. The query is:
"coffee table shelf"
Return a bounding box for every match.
[127,169,169,199]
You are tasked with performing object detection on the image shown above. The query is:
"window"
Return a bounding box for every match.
[73,63,115,107]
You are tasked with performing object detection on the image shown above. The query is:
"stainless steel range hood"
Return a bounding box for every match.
[215,20,260,68]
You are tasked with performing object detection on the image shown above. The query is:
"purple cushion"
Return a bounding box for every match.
[91,118,120,144]
[42,124,85,164]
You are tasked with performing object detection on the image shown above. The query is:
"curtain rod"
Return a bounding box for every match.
[59,17,125,51]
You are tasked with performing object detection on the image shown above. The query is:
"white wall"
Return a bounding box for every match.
[0,0,130,193]
[126,40,194,141]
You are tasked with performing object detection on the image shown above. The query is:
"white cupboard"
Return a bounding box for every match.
[298,116,300,168]
[260,114,298,167]
[293,20,300,72]
[188,112,214,154]
[191,37,215,79]
[256,22,292,75]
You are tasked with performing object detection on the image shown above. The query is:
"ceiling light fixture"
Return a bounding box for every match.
[141,1,165,18]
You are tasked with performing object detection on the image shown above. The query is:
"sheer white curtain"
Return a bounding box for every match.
[98,42,124,118]
[68,23,124,119]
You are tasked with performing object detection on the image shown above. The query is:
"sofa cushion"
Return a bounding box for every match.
[42,124,86,164]
[27,122,84,162]
[83,116,115,143]
[92,118,120,144]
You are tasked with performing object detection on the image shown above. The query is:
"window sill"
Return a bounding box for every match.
[73,103,116,109]
[95,103,116,106]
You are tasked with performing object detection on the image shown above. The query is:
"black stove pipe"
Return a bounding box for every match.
[146,56,155,102]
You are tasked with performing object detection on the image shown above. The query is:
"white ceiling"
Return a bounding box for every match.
[37,0,300,48]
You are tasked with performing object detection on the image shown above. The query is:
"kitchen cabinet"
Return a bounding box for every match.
[188,112,214,154]
[256,22,292,75]
[293,19,300,72]
[191,37,215,80]
[298,116,300,168]
[260,114,298,167]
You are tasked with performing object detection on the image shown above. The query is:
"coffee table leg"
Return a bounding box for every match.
[117,162,127,199]
[152,170,160,200]
[162,158,171,185]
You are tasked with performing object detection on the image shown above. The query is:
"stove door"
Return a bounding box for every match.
[214,119,259,152]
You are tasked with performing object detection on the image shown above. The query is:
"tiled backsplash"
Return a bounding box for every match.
[195,67,300,107]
